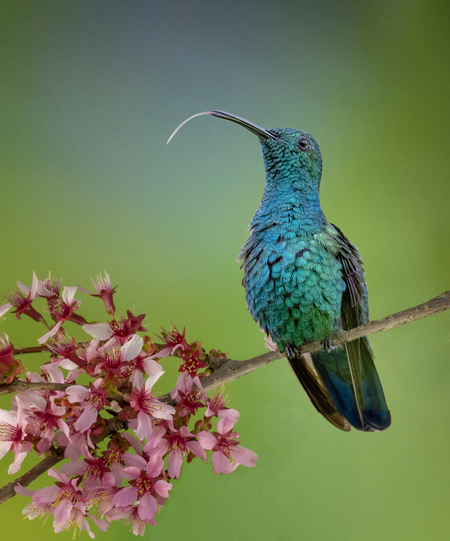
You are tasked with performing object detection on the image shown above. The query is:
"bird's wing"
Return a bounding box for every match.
[323,223,390,430]
[328,223,368,423]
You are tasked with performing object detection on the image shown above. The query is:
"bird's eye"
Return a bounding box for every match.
[297,137,309,150]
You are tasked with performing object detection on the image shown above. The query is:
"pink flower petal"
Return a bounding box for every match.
[138,493,157,521]
[218,408,240,421]
[74,403,97,432]
[34,485,60,504]
[167,449,183,478]
[146,454,164,478]
[41,363,64,383]
[0,303,11,317]
[36,281,56,297]
[122,456,147,473]
[62,286,78,306]
[186,440,207,461]
[217,416,237,435]
[30,271,39,299]
[112,486,138,507]
[88,514,109,532]
[0,408,18,426]
[65,385,90,403]
[144,370,164,392]
[16,282,31,296]
[122,433,143,455]
[48,467,70,484]
[143,358,163,376]
[0,441,12,460]
[212,450,235,474]
[230,446,258,467]
[38,320,63,345]
[83,323,112,340]
[135,411,153,441]
[129,370,144,389]
[150,400,176,420]
[60,461,87,477]
[8,450,28,474]
[196,431,217,450]
[14,484,35,497]
[54,499,73,526]
[153,480,172,499]
[121,335,143,362]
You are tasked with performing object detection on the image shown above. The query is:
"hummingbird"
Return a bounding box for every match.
[167,110,391,432]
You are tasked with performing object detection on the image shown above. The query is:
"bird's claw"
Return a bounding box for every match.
[321,338,336,352]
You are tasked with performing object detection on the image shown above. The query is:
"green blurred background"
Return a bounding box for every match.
[1,1,450,539]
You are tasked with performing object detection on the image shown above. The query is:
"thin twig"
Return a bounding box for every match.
[13,346,51,355]
[0,381,70,396]
[1,290,449,504]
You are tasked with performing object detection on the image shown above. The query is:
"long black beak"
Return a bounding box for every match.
[167,110,278,144]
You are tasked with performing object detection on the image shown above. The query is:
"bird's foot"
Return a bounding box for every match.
[321,337,336,352]
[285,345,297,358]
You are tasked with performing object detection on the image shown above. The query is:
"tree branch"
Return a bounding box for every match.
[1,290,449,504]
[0,381,70,396]
[13,346,51,355]
[159,290,450,400]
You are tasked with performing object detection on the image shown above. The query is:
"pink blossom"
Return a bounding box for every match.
[58,429,95,461]
[113,455,172,522]
[60,446,115,488]
[20,394,70,452]
[0,334,24,384]
[0,407,31,474]
[83,323,114,340]
[178,349,208,377]
[197,417,258,475]
[205,383,240,421]
[83,311,147,345]
[7,271,47,324]
[0,334,14,367]
[121,346,163,390]
[153,426,207,479]
[99,437,129,486]
[172,374,207,416]
[94,334,144,380]
[85,475,119,518]
[47,336,86,368]
[109,311,147,344]
[110,505,156,535]
[38,274,62,297]
[38,286,88,344]
[33,468,85,527]
[89,272,117,316]
[66,380,109,432]
[126,372,175,441]
[16,480,105,539]
[53,502,109,538]
[156,325,188,357]
[76,339,100,365]
[17,484,52,522]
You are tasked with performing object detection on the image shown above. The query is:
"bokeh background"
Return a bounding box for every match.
[1,1,450,540]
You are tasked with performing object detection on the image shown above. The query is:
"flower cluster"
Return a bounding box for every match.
[0,272,257,537]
